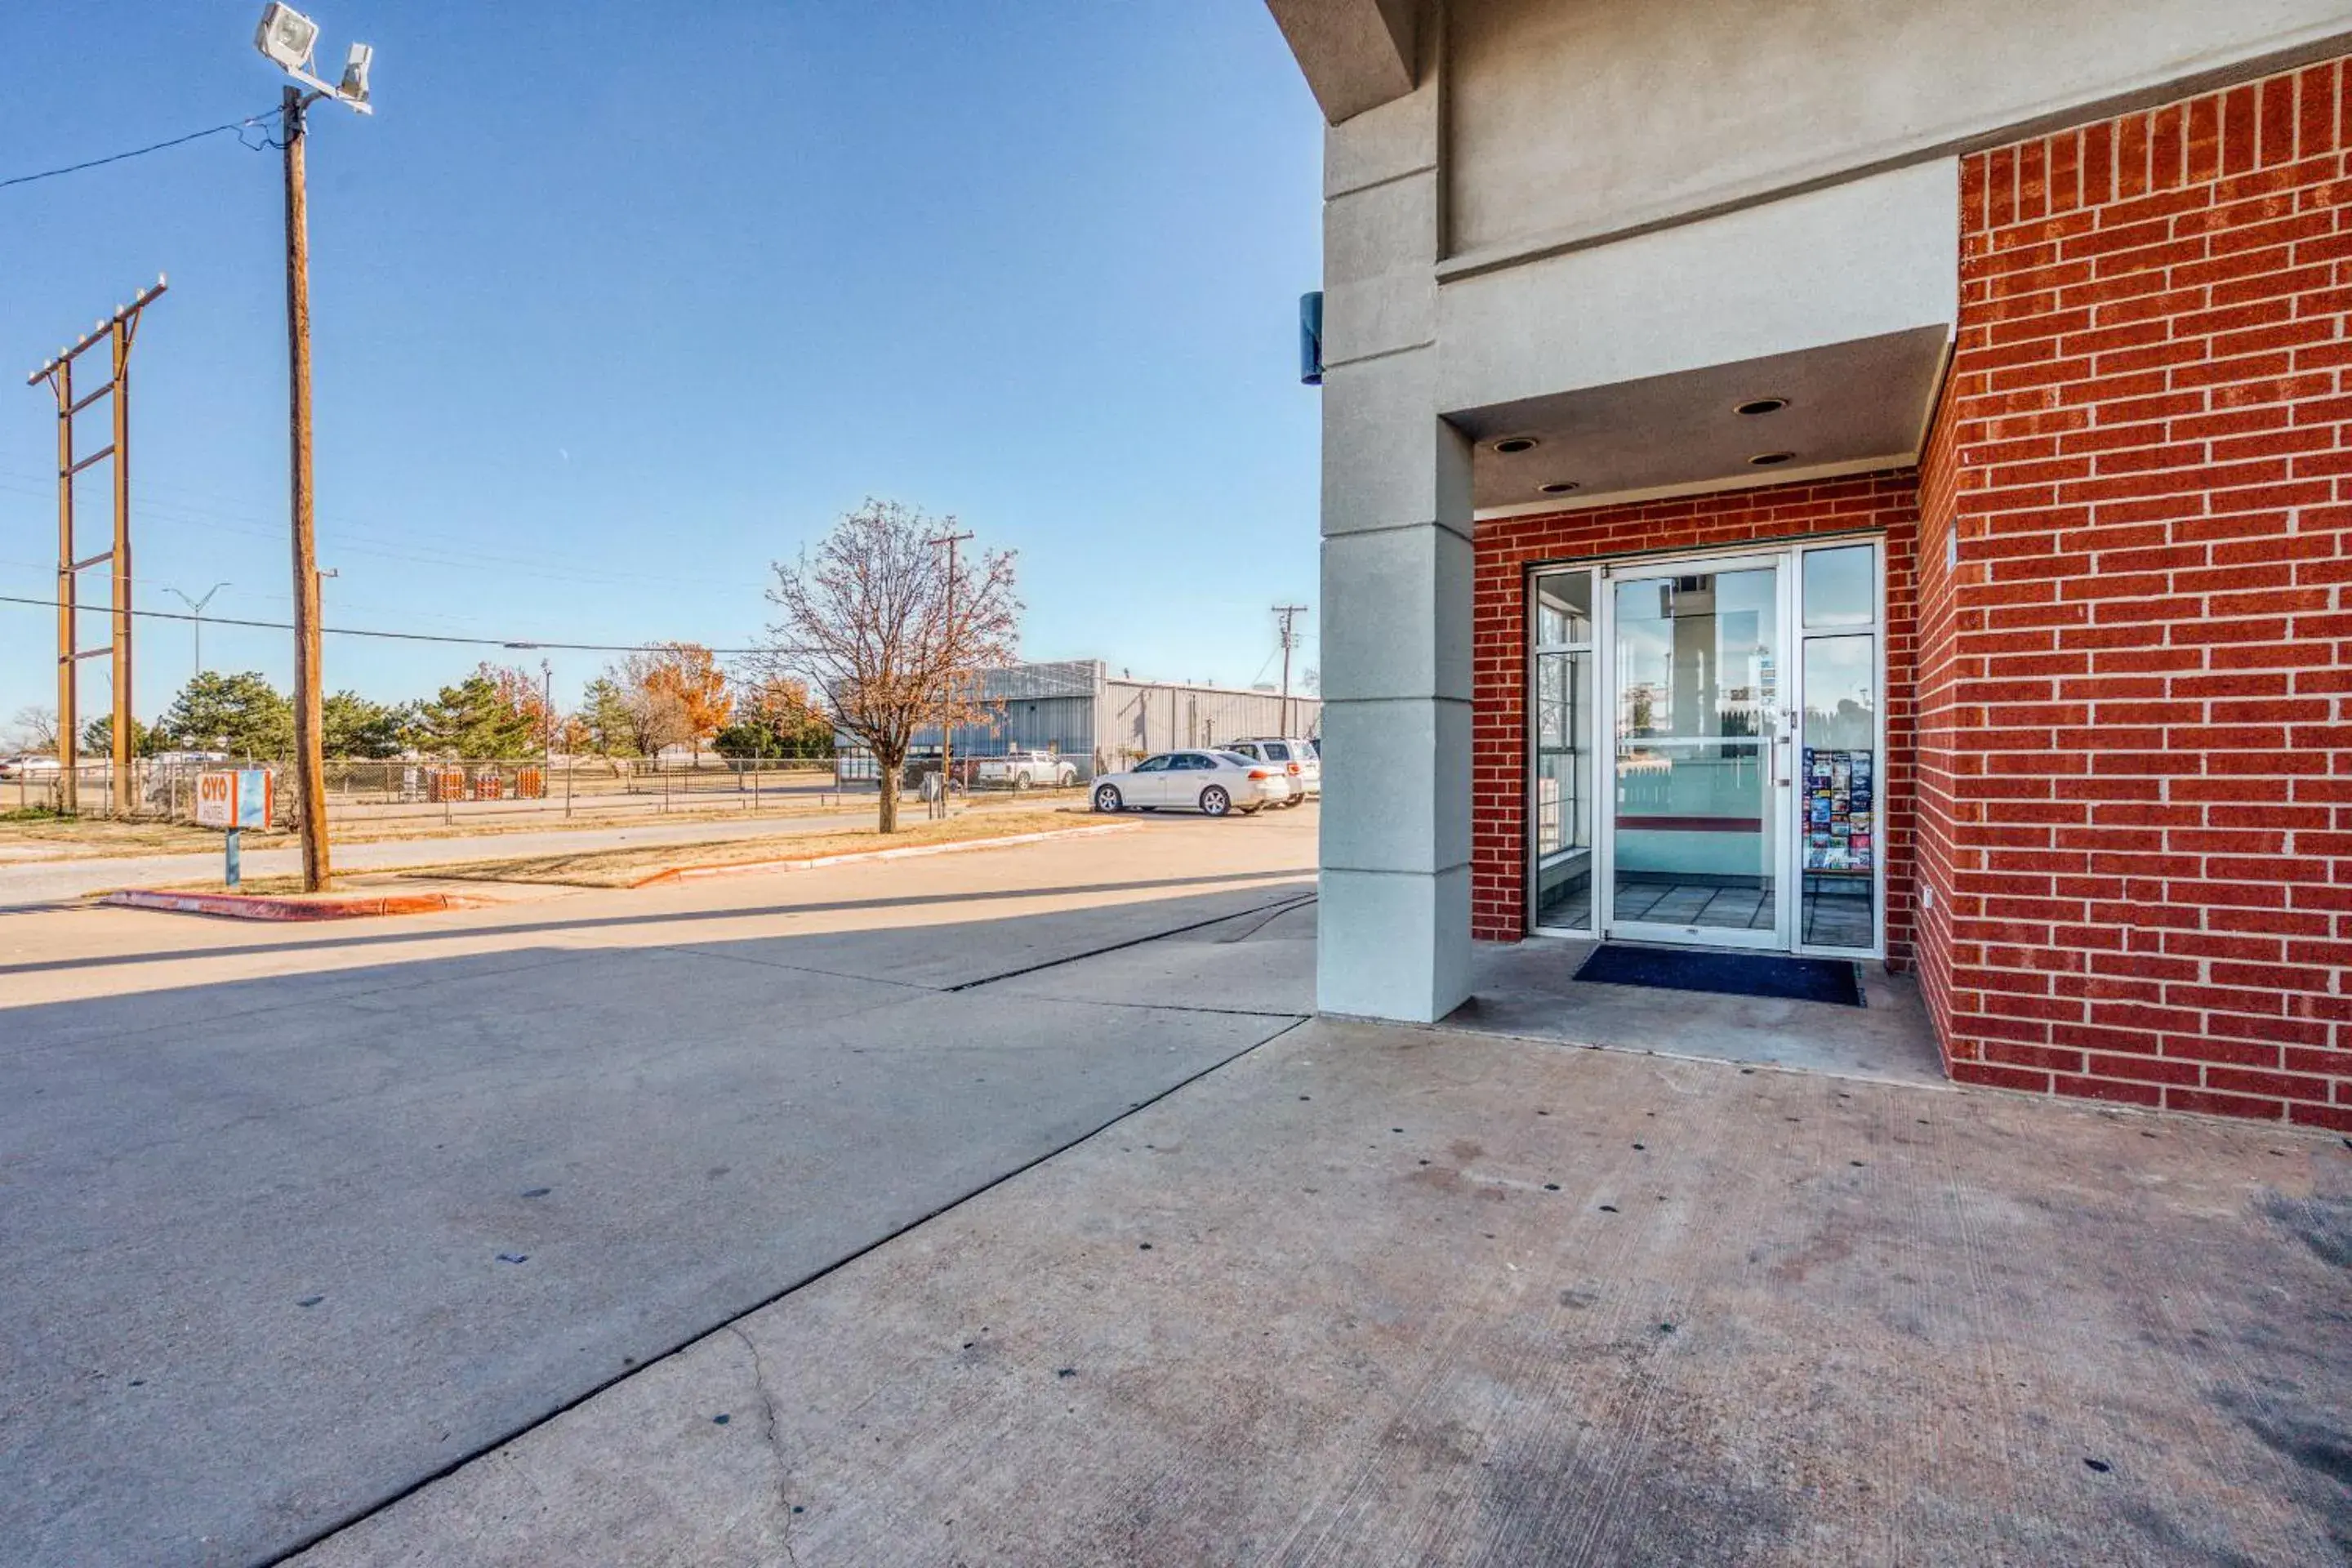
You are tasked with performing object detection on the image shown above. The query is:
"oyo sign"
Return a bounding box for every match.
[195,768,273,831]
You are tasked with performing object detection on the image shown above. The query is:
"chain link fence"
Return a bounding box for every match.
[4,755,847,829]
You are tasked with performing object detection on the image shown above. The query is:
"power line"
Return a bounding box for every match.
[0,473,766,595]
[0,106,285,192]
[0,591,780,656]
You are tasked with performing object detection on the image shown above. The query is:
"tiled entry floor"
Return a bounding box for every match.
[1537,880,1873,949]
[1450,935,1946,1087]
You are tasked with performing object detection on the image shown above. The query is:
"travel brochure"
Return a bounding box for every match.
[1803,746,1873,873]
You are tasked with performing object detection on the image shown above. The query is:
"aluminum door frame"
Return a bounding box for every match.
[1597,548,1797,952]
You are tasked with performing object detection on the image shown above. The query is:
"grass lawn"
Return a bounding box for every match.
[142,807,1098,893]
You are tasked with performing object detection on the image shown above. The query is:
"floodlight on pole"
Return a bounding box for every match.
[252,4,373,113]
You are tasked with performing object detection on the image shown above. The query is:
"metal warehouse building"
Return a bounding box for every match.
[910,660,1321,781]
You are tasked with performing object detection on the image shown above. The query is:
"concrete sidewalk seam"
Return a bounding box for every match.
[260,1011,1312,1568]
[944,890,1320,993]
[1436,1018,1979,1097]
[659,944,946,994]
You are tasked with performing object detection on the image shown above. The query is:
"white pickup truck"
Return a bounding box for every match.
[977,749,1080,790]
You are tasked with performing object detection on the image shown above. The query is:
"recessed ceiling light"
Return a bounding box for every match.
[1493,435,1539,454]
[1539,481,1579,495]
[1748,451,1795,466]
[1735,396,1788,416]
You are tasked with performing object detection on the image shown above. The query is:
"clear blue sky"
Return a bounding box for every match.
[0,1,1324,732]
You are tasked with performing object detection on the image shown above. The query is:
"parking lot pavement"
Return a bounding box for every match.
[292,1016,2352,1568]
[0,809,1317,1568]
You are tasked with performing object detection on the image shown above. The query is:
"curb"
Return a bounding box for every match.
[630,822,1137,887]
[101,888,486,921]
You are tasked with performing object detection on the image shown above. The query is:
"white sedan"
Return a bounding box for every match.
[1092,751,1294,817]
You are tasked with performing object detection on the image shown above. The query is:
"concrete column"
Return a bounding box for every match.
[1314,72,1474,1024]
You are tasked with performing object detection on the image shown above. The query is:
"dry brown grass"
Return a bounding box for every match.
[409,808,1093,888]
[0,790,1067,862]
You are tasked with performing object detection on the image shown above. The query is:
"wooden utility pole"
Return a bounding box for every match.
[53,356,74,815]
[283,85,330,889]
[1273,604,1308,737]
[108,315,133,809]
[928,528,974,810]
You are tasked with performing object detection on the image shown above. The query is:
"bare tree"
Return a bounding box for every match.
[764,498,1020,833]
[7,705,60,755]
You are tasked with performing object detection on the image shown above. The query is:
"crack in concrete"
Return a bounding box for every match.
[660,943,943,993]
[727,1323,799,1564]
[943,891,1319,992]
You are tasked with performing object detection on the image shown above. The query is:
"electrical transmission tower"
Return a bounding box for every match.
[26,278,167,816]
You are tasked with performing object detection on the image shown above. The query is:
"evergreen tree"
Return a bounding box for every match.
[79,714,161,758]
[411,666,539,759]
[322,692,408,759]
[575,677,639,756]
[157,671,295,760]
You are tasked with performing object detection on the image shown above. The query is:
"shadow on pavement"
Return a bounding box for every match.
[0,866,1317,979]
[2,885,1310,1568]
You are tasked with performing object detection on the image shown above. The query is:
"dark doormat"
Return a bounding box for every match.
[1573,943,1863,1007]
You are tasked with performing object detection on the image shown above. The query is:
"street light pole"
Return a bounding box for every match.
[926,528,974,817]
[256,4,372,883]
[166,582,230,686]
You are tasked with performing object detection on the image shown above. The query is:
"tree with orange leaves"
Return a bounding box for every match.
[611,643,732,759]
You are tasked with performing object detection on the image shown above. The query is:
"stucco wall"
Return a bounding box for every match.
[1444,0,2352,267]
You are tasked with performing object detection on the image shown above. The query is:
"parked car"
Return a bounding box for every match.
[1225,737,1321,803]
[0,755,60,779]
[1091,751,1293,817]
[977,749,1079,790]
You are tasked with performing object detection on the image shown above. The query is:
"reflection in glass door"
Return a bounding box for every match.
[1796,543,1881,952]
[1605,562,1787,949]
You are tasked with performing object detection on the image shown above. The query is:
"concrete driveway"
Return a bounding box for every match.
[0,811,1317,1567]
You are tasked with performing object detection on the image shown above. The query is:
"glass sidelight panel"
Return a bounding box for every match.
[1533,649,1592,927]
[1802,546,1876,627]
[1531,570,1594,930]
[1610,567,1780,937]
[1799,633,1877,949]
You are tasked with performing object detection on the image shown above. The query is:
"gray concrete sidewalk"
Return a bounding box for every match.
[295,1017,2352,1567]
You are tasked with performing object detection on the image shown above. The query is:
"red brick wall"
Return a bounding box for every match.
[1472,476,1922,960]
[1914,60,2352,1129]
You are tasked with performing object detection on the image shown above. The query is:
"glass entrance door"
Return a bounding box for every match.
[1602,559,1789,949]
